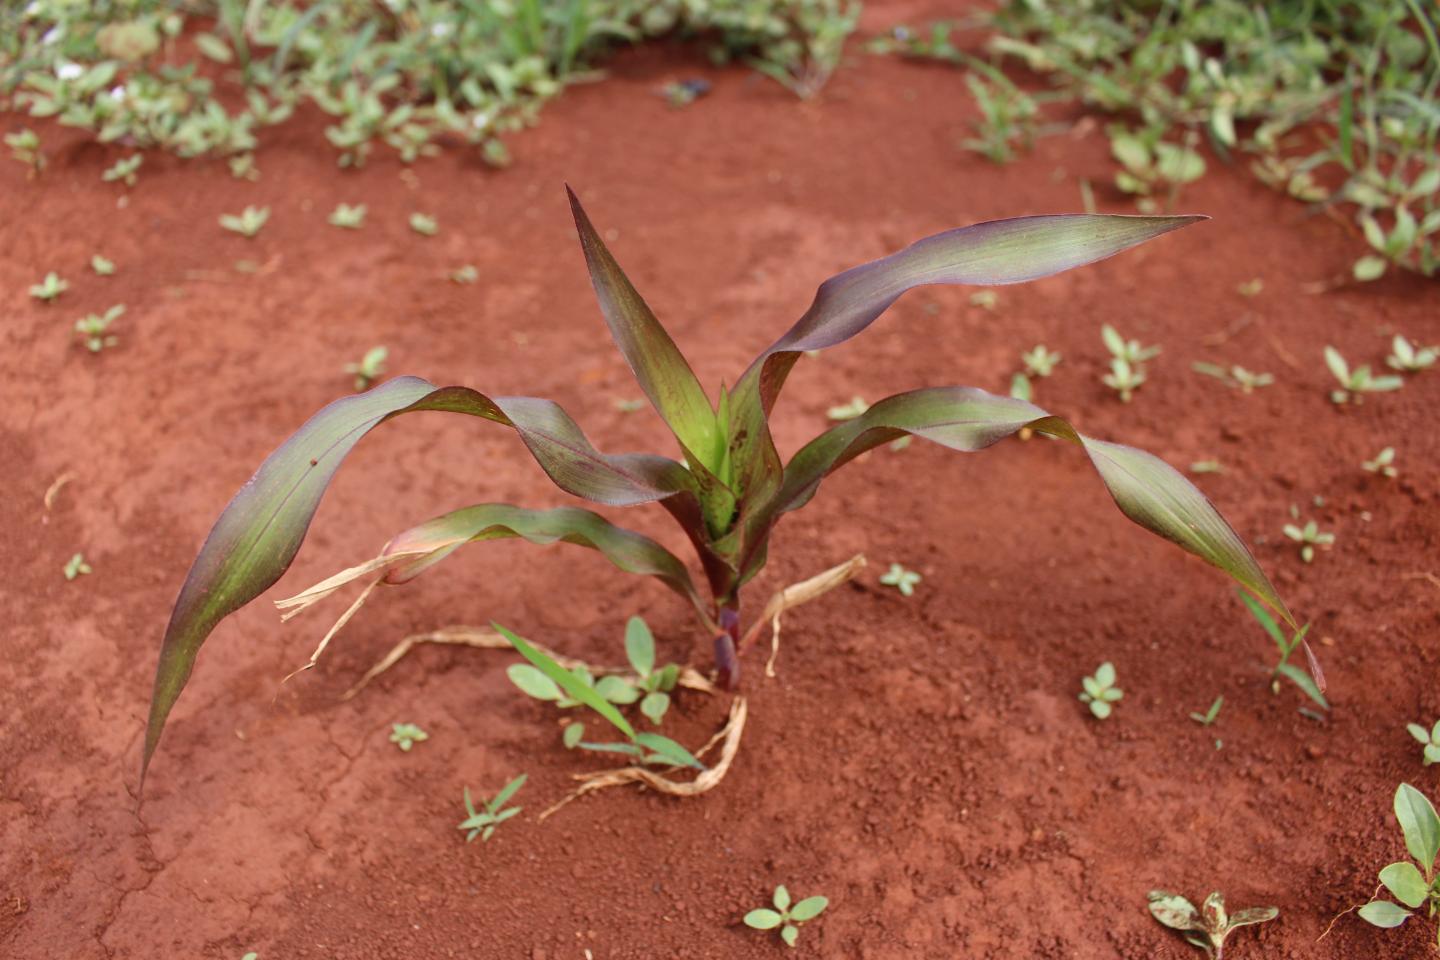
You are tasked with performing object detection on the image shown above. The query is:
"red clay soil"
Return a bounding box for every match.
[4,14,1440,960]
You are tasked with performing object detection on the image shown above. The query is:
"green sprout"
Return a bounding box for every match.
[1191,363,1274,394]
[458,773,526,843]
[1109,127,1206,212]
[1102,324,1161,366]
[389,722,428,751]
[1387,335,1437,373]
[91,255,116,276]
[1021,344,1062,377]
[1363,447,1398,478]
[328,203,367,230]
[1009,371,1033,402]
[219,206,270,238]
[75,305,125,353]
[101,154,142,186]
[1356,783,1440,948]
[1325,346,1403,403]
[961,66,1039,164]
[228,153,258,181]
[30,272,68,302]
[64,553,93,580]
[345,347,388,391]
[140,192,1300,799]
[1102,356,1147,402]
[409,212,438,236]
[744,885,829,948]
[1190,460,1224,474]
[1148,889,1278,958]
[6,128,45,175]
[501,624,700,769]
[1408,722,1440,767]
[879,563,921,597]
[509,616,680,727]
[1189,696,1223,726]
[1282,516,1334,564]
[1079,662,1122,719]
[451,264,479,284]
[1235,587,1326,710]
[825,395,870,420]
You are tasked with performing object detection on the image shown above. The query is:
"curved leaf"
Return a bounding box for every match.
[725,213,1205,508]
[1358,900,1411,928]
[495,622,636,740]
[743,386,1291,626]
[1395,783,1440,870]
[144,375,700,788]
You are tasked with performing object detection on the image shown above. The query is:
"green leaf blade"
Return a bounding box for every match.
[744,909,783,930]
[1358,900,1412,928]
[495,623,637,741]
[625,615,655,677]
[789,896,828,921]
[1395,783,1440,870]
[1379,862,1429,908]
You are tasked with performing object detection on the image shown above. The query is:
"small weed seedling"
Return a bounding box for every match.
[510,616,680,726]
[30,272,68,302]
[91,255,115,276]
[1102,324,1161,366]
[1235,587,1326,710]
[1022,344,1061,377]
[1190,696,1224,726]
[1190,460,1224,475]
[1356,783,1440,947]
[1109,127,1206,211]
[409,213,438,236]
[389,722,428,751]
[64,553,92,581]
[879,563,921,597]
[1325,346,1402,404]
[1388,335,1437,373]
[228,154,258,181]
[451,264,479,285]
[102,155,142,187]
[744,885,829,948]
[219,206,270,238]
[1363,448,1398,478]
[1408,722,1440,767]
[623,616,681,724]
[1148,889,1278,958]
[1191,363,1274,394]
[458,773,526,843]
[1103,357,1147,403]
[328,204,367,230]
[826,395,870,420]
[1079,662,1122,719]
[345,346,388,391]
[502,624,700,768]
[1282,515,1334,564]
[75,305,124,353]
[6,128,44,175]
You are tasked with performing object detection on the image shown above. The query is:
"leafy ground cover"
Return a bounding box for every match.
[3,4,1439,958]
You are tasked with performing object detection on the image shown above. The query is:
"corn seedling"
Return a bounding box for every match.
[409,213,438,236]
[458,773,526,842]
[101,154,142,186]
[1021,344,1061,377]
[879,563,921,597]
[6,128,45,175]
[1148,889,1278,958]
[451,265,479,285]
[825,395,869,420]
[1283,517,1334,564]
[1408,722,1440,767]
[1355,783,1440,948]
[219,206,270,238]
[1363,447,1397,478]
[744,885,829,948]
[1191,363,1274,394]
[1235,587,1326,710]
[389,722,428,751]
[1325,346,1403,403]
[91,255,115,276]
[75,305,125,353]
[345,347,388,391]
[328,204,367,230]
[1190,695,1223,726]
[1079,662,1122,719]
[140,191,1300,796]
[64,553,92,581]
[30,272,68,302]
[502,624,700,769]
[1387,335,1437,373]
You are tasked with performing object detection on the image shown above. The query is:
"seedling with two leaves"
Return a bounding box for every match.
[1235,587,1326,711]
[1387,335,1437,373]
[29,272,68,302]
[75,305,125,353]
[64,553,92,581]
[328,204,367,230]
[91,255,116,276]
[1325,346,1402,404]
[220,206,270,238]
[1148,889,1277,958]
[458,773,526,843]
[744,885,829,948]
[410,213,439,236]
[140,190,1301,799]
[1408,721,1440,767]
[102,155,142,186]
[1109,127,1206,212]
[1079,662,1122,719]
[345,347,388,391]
[1362,447,1397,478]
[1191,363,1273,394]
[1021,344,1061,377]
[389,722,428,751]
[1356,783,1440,948]
[1101,323,1159,402]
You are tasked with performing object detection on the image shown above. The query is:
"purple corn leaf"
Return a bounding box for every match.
[143,376,702,790]
[742,386,1293,627]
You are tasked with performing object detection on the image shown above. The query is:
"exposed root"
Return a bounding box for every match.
[738,554,866,678]
[1402,571,1440,591]
[538,696,747,821]
[340,626,716,702]
[42,471,74,512]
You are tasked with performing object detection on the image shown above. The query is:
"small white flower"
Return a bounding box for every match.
[25,0,42,16]
[471,109,493,130]
[43,26,64,46]
[430,21,452,38]
[109,85,127,102]
[56,61,83,80]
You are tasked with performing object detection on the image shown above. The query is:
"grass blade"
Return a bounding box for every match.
[494,623,637,740]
